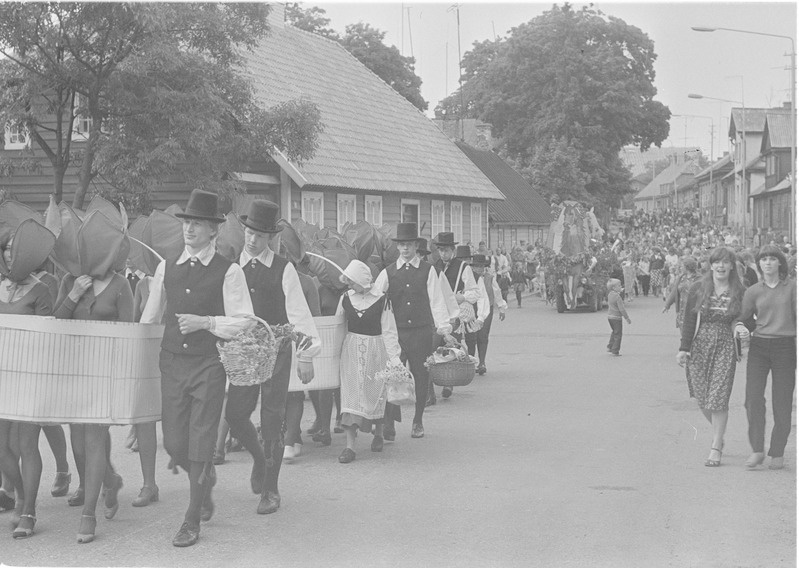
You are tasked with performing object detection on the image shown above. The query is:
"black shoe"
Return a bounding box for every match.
[51,472,71,497]
[333,419,344,434]
[371,436,384,452]
[476,365,486,375]
[67,487,85,507]
[338,448,356,464]
[383,429,396,442]
[305,423,322,436]
[0,489,16,512]
[312,430,332,446]
[411,424,425,438]
[172,522,200,547]
[257,491,281,514]
[442,387,453,399]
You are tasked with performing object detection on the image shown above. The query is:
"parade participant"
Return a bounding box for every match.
[55,260,134,541]
[0,228,55,538]
[335,260,401,463]
[606,279,631,356]
[373,223,452,439]
[224,200,320,515]
[735,245,797,470]
[676,247,746,468]
[663,257,700,331]
[432,236,480,399]
[466,254,506,375]
[637,254,651,297]
[140,189,254,547]
[510,261,527,307]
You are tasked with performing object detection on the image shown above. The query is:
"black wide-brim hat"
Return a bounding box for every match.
[174,189,225,222]
[416,238,431,256]
[240,199,281,233]
[471,254,490,266]
[455,245,472,259]
[432,231,458,247]
[392,222,419,242]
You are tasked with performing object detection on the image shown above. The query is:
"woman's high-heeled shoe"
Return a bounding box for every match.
[12,514,35,539]
[67,487,85,507]
[132,486,159,508]
[77,514,96,543]
[705,447,722,467]
[104,474,123,520]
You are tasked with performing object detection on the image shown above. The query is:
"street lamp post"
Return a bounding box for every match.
[692,26,796,240]
[689,94,745,233]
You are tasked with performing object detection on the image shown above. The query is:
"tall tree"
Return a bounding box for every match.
[437,4,670,209]
[0,3,323,211]
[285,3,340,40]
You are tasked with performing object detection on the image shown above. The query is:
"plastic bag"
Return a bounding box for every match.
[377,363,416,406]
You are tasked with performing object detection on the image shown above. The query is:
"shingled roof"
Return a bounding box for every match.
[761,111,794,151]
[240,21,504,200]
[455,142,550,225]
[635,160,702,200]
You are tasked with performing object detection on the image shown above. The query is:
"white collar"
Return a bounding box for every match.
[395,256,421,269]
[177,242,216,266]
[240,247,273,268]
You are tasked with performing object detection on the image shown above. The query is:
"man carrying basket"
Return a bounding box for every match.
[225,200,320,516]
[140,189,254,547]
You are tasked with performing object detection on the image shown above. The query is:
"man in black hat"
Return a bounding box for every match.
[467,254,506,375]
[225,199,320,516]
[431,234,481,398]
[141,189,254,547]
[373,223,452,439]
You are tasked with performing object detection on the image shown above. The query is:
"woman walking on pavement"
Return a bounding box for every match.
[735,245,796,470]
[676,247,746,468]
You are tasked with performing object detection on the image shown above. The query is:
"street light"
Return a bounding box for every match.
[689,93,745,231]
[692,26,796,240]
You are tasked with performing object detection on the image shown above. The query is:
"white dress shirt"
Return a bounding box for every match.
[140,241,254,340]
[476,273,508,319]
[373,256,453,335]
[335,290,401,364]
[240,248,321,362]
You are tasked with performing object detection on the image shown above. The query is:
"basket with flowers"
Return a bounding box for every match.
[375,362,416,406]
[424,338,477,387]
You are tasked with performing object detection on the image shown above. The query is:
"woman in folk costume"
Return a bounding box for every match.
[335,260,402,463]
[0,221,56,538]
[225,200,320,515]
[54,215,133,543]
[140,189,254,547]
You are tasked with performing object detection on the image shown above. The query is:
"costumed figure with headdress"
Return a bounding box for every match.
[139,189,254,547]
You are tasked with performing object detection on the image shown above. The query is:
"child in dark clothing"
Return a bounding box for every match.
[606,279,631,355]
[510,262,527,307]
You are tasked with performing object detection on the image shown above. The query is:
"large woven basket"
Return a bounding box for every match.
[218,316,279,386]
[429,360,475,387]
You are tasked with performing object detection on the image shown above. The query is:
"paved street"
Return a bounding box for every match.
[1,292,795,567]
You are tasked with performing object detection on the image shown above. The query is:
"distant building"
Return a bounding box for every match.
[633,156,703,211]
[433,118,496,151]
[694,153,734,225]
[751,110,793,238]
[620,145,699,179]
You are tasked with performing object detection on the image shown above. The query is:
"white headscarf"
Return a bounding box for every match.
[340,259,373,290]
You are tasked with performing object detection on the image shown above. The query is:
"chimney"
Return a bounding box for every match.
[267,3,285,29]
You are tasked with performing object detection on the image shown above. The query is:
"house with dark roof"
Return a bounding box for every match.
[454,141,550,249]
[1,4,504,244]
[633,158,703,211]
[694,154,734,224]
[751,110,793,236]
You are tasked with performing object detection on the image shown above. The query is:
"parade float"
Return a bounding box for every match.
[542,199,607,313]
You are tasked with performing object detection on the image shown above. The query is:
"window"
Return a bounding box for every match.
[401,199,420,225]
[301,191,324,227]
[4,123,28,150]
[431,200,445,236]
[450,201,463,243]
[364,195,382,227]
[497,228,504,247]
[470,203,482,245]
[510,228,517,246]
[72,92,93,140]
[336,194,356,232]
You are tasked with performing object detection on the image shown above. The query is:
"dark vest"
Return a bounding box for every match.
[343,294,386,336]
[242,255,289,325]
[436,258,466,293]
[481,275,494,307]
[387,260,434,329]
[162,253,231,356]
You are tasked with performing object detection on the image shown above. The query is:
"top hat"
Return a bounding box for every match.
[432,232,458,247]
[175,189,225,222]
[455,245,472,259]
[392,223,419,242]
[416,238,431,257]
[240,200,281,233]
[470,253,490,266]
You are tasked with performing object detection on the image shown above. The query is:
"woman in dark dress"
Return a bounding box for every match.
[0,230,55,538]
[54,269,133,543]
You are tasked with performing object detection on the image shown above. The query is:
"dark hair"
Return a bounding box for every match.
[693,247,745,317]
[683,257,698,274]
[755,244,789,280]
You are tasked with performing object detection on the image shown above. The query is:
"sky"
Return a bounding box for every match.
[313,0,797,161]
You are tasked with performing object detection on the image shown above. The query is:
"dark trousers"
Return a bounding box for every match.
[637,275,650,296]
[744,337,797,457]
[466,310,494,366]
[607,318,623,354]
[385,326,435,427]
[284,391,305,446]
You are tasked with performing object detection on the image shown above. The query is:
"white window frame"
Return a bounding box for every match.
[400,198,420,224]
[431,200,445,237]
[72,92,93,141]
[336,193,356,232]
[470,202,482,245]
[450,201,463,243]
[4,123,29,150]
[301,191,324,227]
[364,195,383,227]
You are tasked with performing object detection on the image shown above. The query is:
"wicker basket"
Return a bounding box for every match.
[429,360,475,387]
[218,316,279,386]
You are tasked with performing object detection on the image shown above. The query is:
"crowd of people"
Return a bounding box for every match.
[0,192,509,547]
